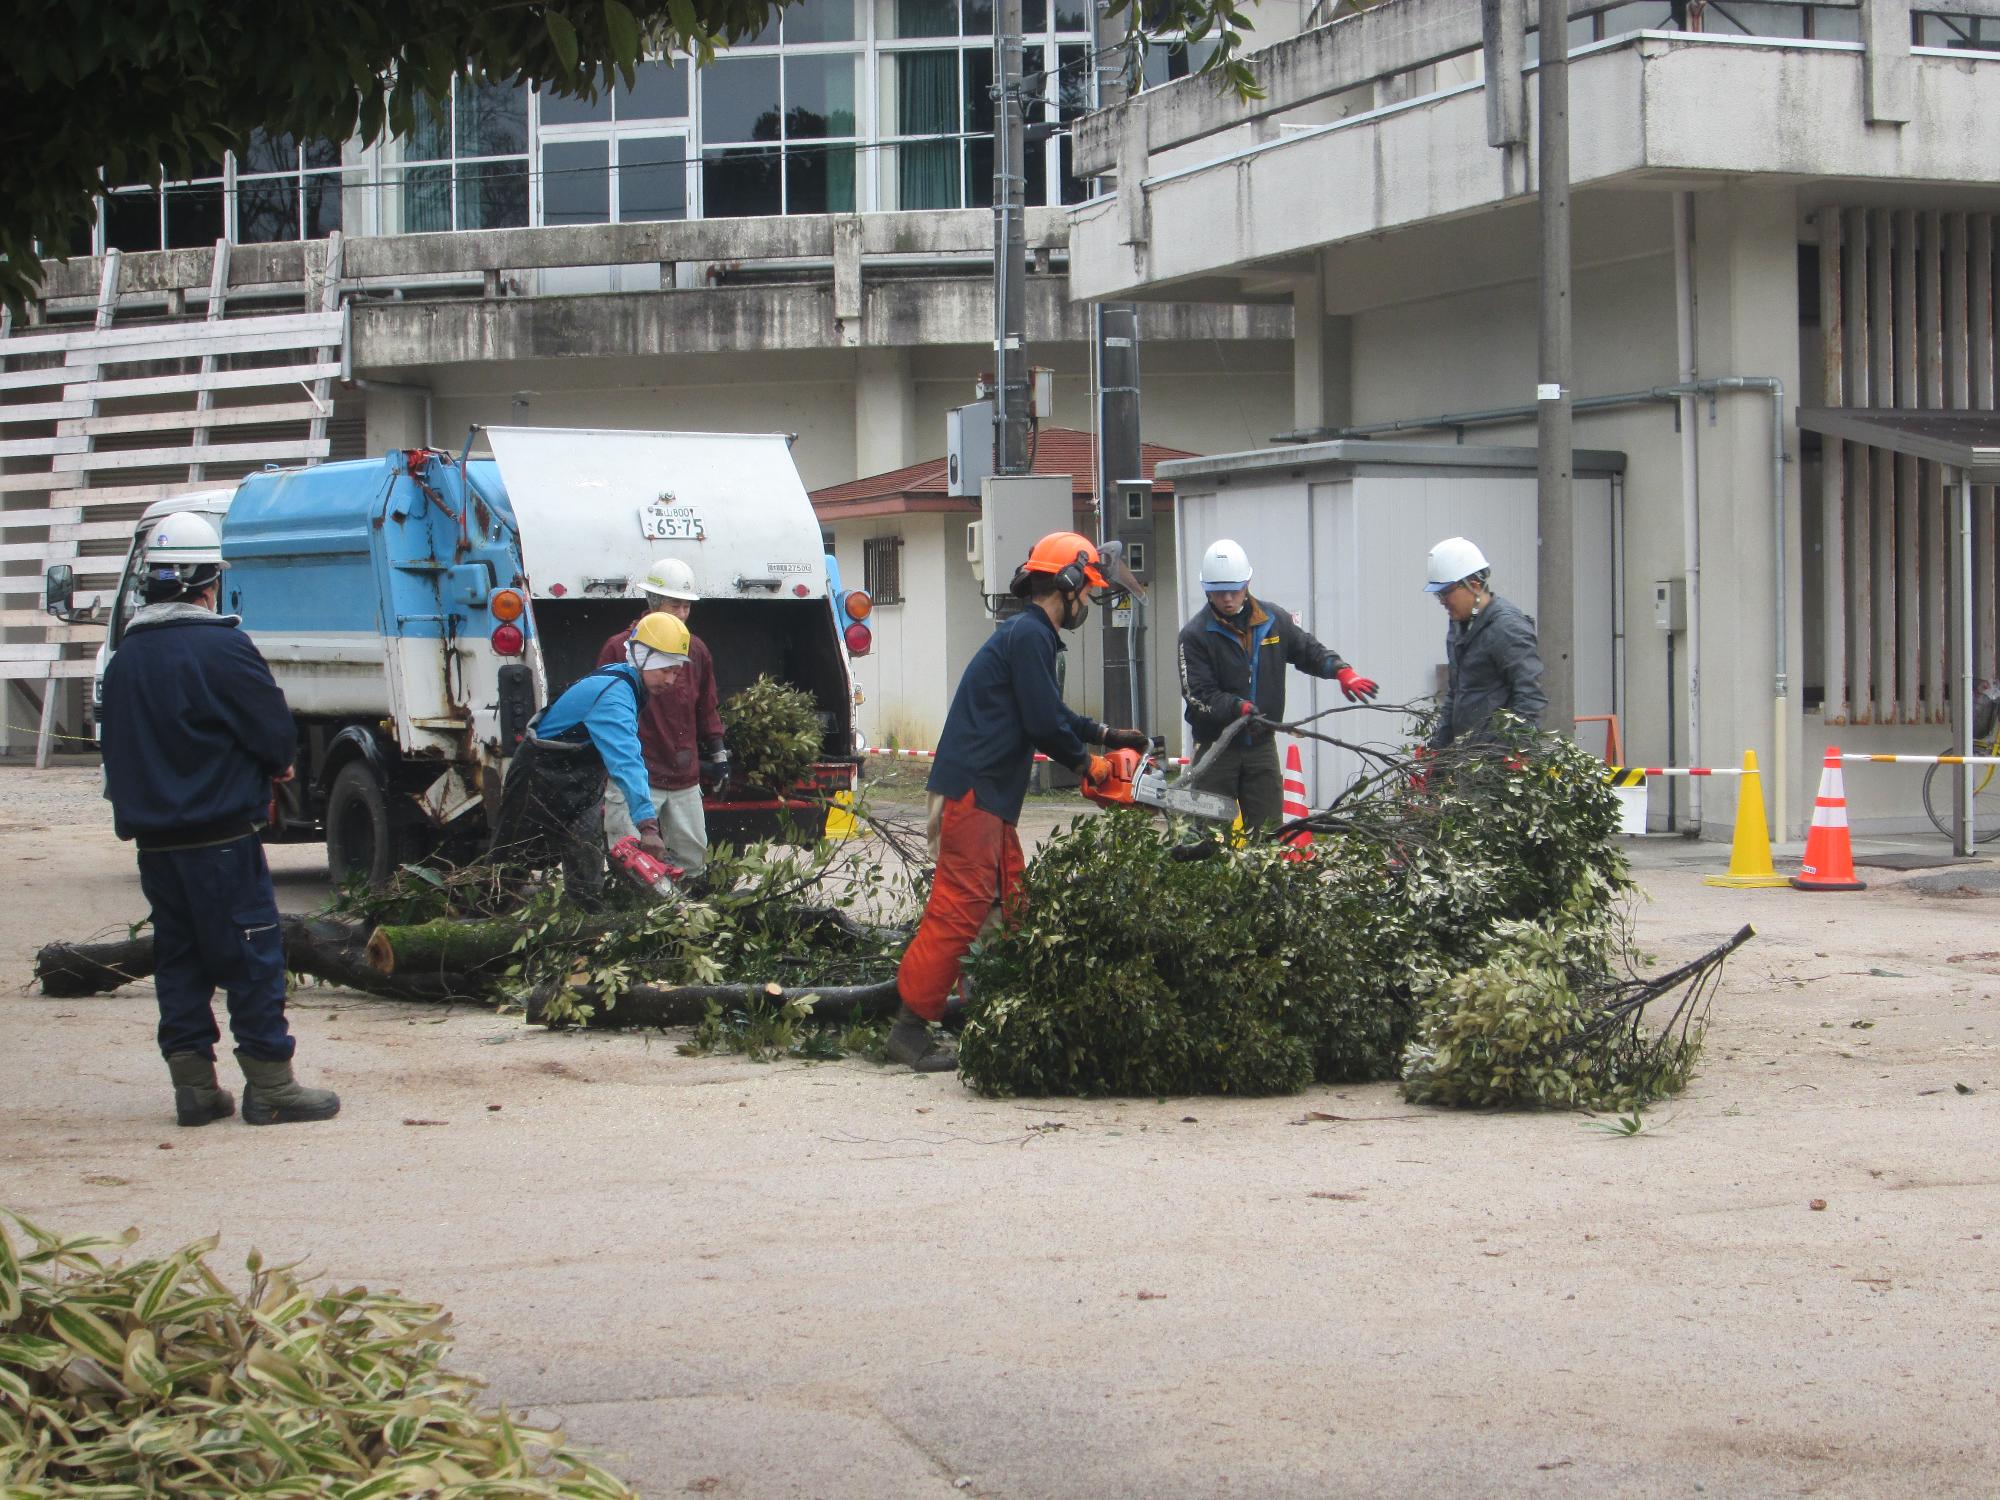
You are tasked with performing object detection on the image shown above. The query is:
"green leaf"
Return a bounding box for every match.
[48,1302,125,1365]
[0,1214,17,1323]
[602,0,641,66]
[545,10,581,76]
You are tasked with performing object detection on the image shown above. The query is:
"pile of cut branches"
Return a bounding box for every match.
[719,676,824,795]
[958,720,1745,1108]
[0,1208,633,1496]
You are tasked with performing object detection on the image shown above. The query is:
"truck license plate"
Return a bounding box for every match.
[640,501,704,541]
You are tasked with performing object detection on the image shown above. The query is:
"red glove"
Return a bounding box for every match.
[1335,667,1379,703]
[1238,700,1256,718]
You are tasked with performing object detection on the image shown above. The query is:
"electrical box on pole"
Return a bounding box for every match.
[947,401,995,499]
[973,474,1074,609]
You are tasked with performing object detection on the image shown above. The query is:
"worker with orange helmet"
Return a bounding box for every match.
[888,531,1150,1071]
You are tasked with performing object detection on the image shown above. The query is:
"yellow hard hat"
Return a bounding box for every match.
[629,611,690,668]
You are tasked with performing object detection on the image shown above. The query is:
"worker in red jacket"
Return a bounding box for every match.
[889,532,1149,1071]
[597,557,725,877]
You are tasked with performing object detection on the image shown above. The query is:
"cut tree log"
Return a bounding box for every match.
[365,919,523,976]
[525,977,904,1031]
[35,918,487,1004]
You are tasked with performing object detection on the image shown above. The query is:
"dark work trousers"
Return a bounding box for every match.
[136,835,294,1063]
[1192,733,1286,828]
[490,732,609,894]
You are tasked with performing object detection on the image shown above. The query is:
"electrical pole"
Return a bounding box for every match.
[1095,0,1148,729]
[1535,0,1575,740]
[992,0,1030,476]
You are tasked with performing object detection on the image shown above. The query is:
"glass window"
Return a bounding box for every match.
[302,138,342,172]
[398,164,453,233]
[543,140,610,224]
[104,190,161,252]
[962,0,992,36]
[301,172,344,237]
[541,84,614,126]
[163,181,223,247]
[405,93,452,162]
[458,158,529,229]
[618,136,687,220]
[883,0,956,37]
[1023,0,1045,33]
[619,59,689,118]
[785,0,858,43]
[704,147,784,217]
[239,178,301,243]
[703,56,783,142]
[963,48,994,133]
[966,133,994,209]
[457,78,529,156]
[789,143,856,213]
[1053,0,1088,31]
[787,54,859,137]
[243,129,298,175]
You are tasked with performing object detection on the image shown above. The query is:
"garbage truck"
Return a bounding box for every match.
[49,427,869,884]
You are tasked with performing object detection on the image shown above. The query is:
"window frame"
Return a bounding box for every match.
[863,533,906,605]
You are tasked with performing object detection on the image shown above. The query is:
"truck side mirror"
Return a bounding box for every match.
[43,565,75,622]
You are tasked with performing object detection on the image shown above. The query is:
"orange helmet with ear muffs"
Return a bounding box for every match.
[1009,531,1146,602]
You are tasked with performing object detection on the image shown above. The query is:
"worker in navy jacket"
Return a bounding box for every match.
[491,611,687,890]
[889,531,1149,1072]
[1177,538,1378,828]
[99,511,339,1128]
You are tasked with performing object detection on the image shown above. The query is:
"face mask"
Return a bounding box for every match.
[1061,593,1090,631]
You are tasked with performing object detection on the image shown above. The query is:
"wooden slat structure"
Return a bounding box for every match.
[0,234,348,762]
[1818,208,2000,727]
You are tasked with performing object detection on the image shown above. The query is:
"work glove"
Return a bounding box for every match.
[636,820,668,860]
[1079,754,1112,789]
[699,743,731,792]
[1334,666,1379,703]
[1100,726,1150,752]
[1236,699,1256,719]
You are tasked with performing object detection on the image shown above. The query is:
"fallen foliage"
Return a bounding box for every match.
[719,676,825,796]
[0,1208,633,1497]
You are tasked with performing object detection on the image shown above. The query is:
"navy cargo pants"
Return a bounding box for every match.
[135,835,294,1063]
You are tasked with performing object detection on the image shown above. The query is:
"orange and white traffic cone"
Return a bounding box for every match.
[1791,745,1867,892]
[1281,741,1313,861]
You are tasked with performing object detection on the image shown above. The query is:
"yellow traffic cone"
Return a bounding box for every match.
[1703,749,1791,888]
[824,789,861,840]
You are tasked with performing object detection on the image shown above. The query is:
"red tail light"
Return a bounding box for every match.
[490,622,524,656]
[843,621,872,657]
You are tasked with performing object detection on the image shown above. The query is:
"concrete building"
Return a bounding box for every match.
[2,0,1307,753]
[811,426,1193,746]
[1068,0,2000,838]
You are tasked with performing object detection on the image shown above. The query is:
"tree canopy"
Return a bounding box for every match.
[2,0,1261,313]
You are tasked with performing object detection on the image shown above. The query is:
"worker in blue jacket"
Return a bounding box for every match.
[491,611,688,891]
[99,511,340,1128]
[889,531,1149,1071]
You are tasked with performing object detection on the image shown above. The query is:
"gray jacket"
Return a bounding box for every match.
[1431,594,1547,749]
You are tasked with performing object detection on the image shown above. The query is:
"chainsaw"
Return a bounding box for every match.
[607,835,685,899]
[1079,712,1256,824]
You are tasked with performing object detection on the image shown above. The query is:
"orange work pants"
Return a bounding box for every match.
[895,790,1024,1021]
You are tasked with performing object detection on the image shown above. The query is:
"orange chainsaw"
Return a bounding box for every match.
[1079,715,1248,824]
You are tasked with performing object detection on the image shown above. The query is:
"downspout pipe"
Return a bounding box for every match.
[1276,374,1790,830]
[1674,190,1701,835]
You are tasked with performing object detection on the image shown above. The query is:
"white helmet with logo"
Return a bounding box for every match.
[144,512,226,596]
[1424,536,1490,594]
[640,556,699,601]
[1199,538,1253,592]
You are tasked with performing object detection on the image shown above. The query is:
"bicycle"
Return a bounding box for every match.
[1922,683,2000,842]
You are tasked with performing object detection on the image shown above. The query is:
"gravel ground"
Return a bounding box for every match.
[2,763,1997,1498]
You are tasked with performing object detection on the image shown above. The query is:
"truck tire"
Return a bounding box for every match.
[325,761,419,888]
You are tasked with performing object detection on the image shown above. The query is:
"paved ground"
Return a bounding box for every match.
[2,764,1997,1497]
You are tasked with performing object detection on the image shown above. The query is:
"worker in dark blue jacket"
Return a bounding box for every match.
[99,512,340,1128]
[890,531,1149,1071]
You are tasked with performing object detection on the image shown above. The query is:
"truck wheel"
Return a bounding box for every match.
[325,761,416,888]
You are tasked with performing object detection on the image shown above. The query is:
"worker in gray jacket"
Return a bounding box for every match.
[1425,537,1547,749]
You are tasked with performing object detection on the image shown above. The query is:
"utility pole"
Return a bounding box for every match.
[1535,0,1575,740]
[992,0,1031,476]
[1094,0,1148,729]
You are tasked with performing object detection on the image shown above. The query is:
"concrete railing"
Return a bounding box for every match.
[1070,0,1989,180]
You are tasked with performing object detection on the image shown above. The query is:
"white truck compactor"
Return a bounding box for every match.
[60,428,870,884]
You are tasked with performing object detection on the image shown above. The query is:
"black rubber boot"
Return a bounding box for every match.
[885,1004,958,1073]
[166,1052,234,1127]
[236,1052,341,1125]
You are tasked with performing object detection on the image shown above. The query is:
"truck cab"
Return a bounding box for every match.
[73,428,867,883]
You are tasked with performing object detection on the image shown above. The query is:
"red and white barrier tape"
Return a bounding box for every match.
[862,745,1192,767]
[1843,752,2000,766]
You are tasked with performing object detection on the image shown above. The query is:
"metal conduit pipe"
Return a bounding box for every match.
[1673,191,1701,836]
[1275,374,1791,832]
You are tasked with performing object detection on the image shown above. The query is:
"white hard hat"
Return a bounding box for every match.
[1425,536,1490,593]
[640,556,699,601]
[147,512,225,569]
[1199,538,1253,592]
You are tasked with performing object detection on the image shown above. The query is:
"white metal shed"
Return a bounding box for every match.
[1160,440,1627,803]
